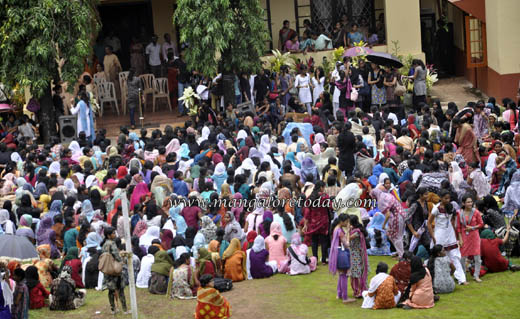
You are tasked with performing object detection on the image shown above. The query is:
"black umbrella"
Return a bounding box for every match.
[0,235,38,260]
[366,52,403,68]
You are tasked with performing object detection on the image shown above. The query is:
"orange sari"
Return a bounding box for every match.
[222,238,247,282]
[194,287,231,319]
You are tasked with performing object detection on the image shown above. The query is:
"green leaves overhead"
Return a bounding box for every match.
[174,0,270,75]
[0,0,101,98]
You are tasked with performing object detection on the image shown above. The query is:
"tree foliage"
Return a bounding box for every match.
[174,0,270,76]
[0,0,100,98]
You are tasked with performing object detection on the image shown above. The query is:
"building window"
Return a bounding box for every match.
[261,0,273,51]
[465,16,487,68]
[293,0,382,45]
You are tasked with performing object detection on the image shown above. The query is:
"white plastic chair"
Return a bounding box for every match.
[139,73,155,110]
[97,81,120,116]
[93,74,106,100]
[153,78,172,112]
[119,71,129,114]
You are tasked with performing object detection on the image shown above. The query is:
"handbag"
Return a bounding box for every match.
[359,81,370,96]
[336,246,351,270]
[394,78,406,96]
[350,87,359,102]
[98,252,123,276]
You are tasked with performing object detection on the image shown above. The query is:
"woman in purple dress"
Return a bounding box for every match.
[249,236,277,279]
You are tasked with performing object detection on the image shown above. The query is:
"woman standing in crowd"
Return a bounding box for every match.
[456,194,484,282]
[409,59,427,112]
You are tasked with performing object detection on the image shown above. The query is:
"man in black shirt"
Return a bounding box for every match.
[254,69,270,103]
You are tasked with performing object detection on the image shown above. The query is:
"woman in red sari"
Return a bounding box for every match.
[407,115,420,140]
[454,117,480,165]
[303,181,331,264]
[195,274,231,319]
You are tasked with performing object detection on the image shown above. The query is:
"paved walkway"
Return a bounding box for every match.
[430,76,487,108]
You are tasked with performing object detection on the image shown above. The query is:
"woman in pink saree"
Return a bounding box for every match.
[370,187,406,258]
[130,182,149,210]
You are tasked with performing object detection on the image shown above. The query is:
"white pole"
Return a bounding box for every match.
[121,191,138,319]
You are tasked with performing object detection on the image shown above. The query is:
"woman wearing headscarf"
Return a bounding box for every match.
[63,226,79,255]
[247,235,277,279]
[36,216,59,255]
[79,232,102,263]
[79,199,95,224]
[384,133,397,157]
[402,256,435,309]
[211,163,227,194]
[130,181,149,212]
[168,205,187,238]
[195,247,216,279]
[68,141,83,163]
[367,212,391,256]
[300,157,318,184]
[312,133,326,155]
[46,200,63,221]
[49,265,86,311]
[370,188,406,258]
[149,250,174,295]
[199,216,217,243]
[81,233,103,290]
[258,210,273,238]
[222,238,247,282]
[15,214,34,243]
[136,245,159,289]
[0,209,15,235]
[160,230,174,251]
[286,233,317,275]
[60,247,84,288]
[265,222,288,272]
[139,226,160,250]
[223,211,244,244]
[133,220,148,238]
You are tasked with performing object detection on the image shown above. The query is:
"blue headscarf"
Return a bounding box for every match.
[367,211,385,231]
[129,132,144,150]
[81,199,95,223]
[47,200,63,220]
[169,205,187,237]
[286,152,301,169]
[178,143,190,159]
[80,231,102,263]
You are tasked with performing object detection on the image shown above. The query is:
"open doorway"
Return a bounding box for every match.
[97,1,154,70]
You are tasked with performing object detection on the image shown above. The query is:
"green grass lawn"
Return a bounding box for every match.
[31,256,520,319]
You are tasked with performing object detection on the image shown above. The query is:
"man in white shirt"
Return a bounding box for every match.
[161,33,177,62]
[145,34,162,78]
